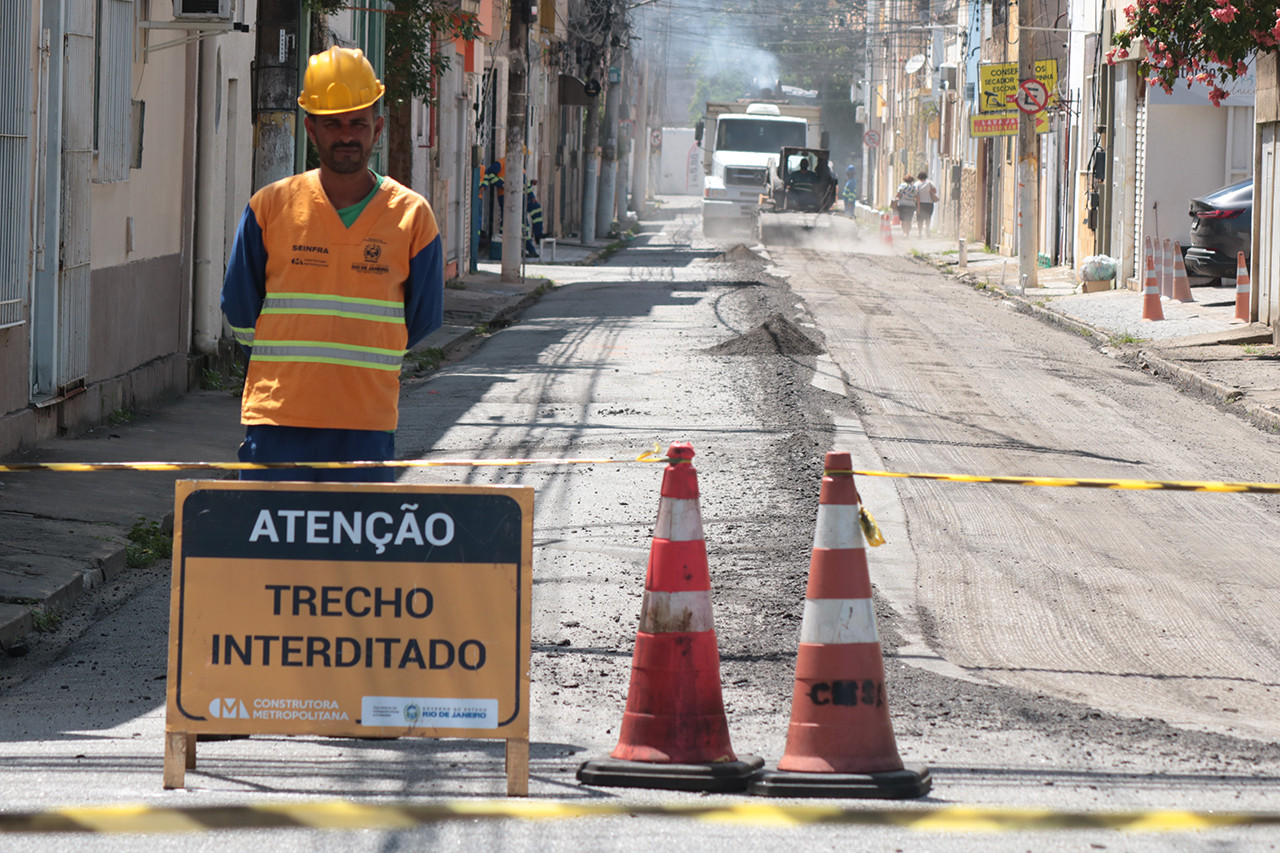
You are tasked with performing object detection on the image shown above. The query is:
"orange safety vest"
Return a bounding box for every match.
[237,171,439,431]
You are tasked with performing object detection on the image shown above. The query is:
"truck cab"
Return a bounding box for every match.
[699,103,809,237]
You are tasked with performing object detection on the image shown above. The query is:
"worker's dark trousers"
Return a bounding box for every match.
[237,424,397,482]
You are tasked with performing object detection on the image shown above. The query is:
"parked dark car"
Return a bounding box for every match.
[1184,178,1252,281]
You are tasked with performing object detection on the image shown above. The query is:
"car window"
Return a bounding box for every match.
[1204,179,1252,204]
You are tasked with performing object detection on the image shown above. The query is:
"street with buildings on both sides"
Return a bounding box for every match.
[0,196,1279,849]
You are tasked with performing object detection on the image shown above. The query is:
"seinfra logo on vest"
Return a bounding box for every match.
[363,243,382,263]
[291,244,330,268]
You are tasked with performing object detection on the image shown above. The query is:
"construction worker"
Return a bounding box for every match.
[525,180,543,258]
[842,165,858,212]
[221,46,444,482]
[482,159,504,235]
[785,158,818,209]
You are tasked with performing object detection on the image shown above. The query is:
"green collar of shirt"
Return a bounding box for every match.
[336,171,385,228]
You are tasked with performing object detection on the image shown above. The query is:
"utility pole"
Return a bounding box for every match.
[596,58,621,239]
[501,0,530,282]
[630,52,649,213]
[582,73,601,244]
[252,0,302,190]
[1015,1,1038,290]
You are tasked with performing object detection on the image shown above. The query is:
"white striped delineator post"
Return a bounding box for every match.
[749,451,930,799]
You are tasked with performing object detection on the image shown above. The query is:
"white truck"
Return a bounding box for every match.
[696,101,823,237]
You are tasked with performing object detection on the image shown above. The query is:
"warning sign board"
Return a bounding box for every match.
[969,111,1050,138]
[164,480,533,790]
[978,59,1058,114]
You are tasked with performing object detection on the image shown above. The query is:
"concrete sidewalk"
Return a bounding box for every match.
[0,237,612,653]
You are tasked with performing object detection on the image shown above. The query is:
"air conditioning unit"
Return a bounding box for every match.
[174,0,231,20]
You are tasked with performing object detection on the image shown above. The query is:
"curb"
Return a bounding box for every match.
[0,538,130,655]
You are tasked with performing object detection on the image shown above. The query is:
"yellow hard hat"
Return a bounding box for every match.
[298,46,385,115]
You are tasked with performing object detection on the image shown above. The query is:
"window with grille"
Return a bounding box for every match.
[95,0,134,183]
[0,2,32,328]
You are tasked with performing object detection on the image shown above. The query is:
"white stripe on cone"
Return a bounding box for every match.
[799,598,879,644]
[813,503,866,550]
[654,497,704,541]
[639,589,715,633]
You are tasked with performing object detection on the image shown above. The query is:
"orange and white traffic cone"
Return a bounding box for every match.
[1141,247,1164,321]
[1232,251,1251,324]
[577,443,762,792]
[880,214,894,247]
[749,452,930,799]
[1170,241,1195,302]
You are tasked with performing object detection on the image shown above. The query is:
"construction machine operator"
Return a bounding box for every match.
[221,46,444,482]
[786,158,819,209]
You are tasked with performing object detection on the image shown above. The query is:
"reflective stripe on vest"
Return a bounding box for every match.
[230,324,255,347]
[250,340,405,371]
[260,292,406,324]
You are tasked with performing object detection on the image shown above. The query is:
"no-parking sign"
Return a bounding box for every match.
[1015,79,1050,114]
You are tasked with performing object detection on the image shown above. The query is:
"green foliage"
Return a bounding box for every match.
[1108,331,1146,347]
[305,0,479,105]
[31,608,61,633]
[401,347,446,376]
[126,518,173,568]
[1112,1,1280,105]
[201,359,246,393]
[383,1,481,105]
[684,0,863,124]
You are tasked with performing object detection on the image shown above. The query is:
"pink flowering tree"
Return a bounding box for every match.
[1110,0,1280,105]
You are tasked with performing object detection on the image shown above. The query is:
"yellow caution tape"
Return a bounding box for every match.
[0,452,668,473]
[849,469,1280,494]
[5,453,1280,495]
[0,800,1275,834]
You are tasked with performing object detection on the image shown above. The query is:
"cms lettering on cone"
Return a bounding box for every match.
[577,442,762,792]
[749,451,930,799]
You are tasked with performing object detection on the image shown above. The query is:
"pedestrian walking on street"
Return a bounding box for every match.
[221,46,444,482]
[895,174,917,236]
[915,170,938,237]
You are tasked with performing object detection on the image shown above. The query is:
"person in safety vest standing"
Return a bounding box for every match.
[524,180,543,258]
[221,46,444,482]
[841,164,858,214]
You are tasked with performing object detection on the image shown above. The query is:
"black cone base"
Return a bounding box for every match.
[577,755,764,793]
[748,765,931,799]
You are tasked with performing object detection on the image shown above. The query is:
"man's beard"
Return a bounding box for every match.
[322,143,367,174]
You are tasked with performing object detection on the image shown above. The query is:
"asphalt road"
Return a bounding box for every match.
[0,199,1278,850]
